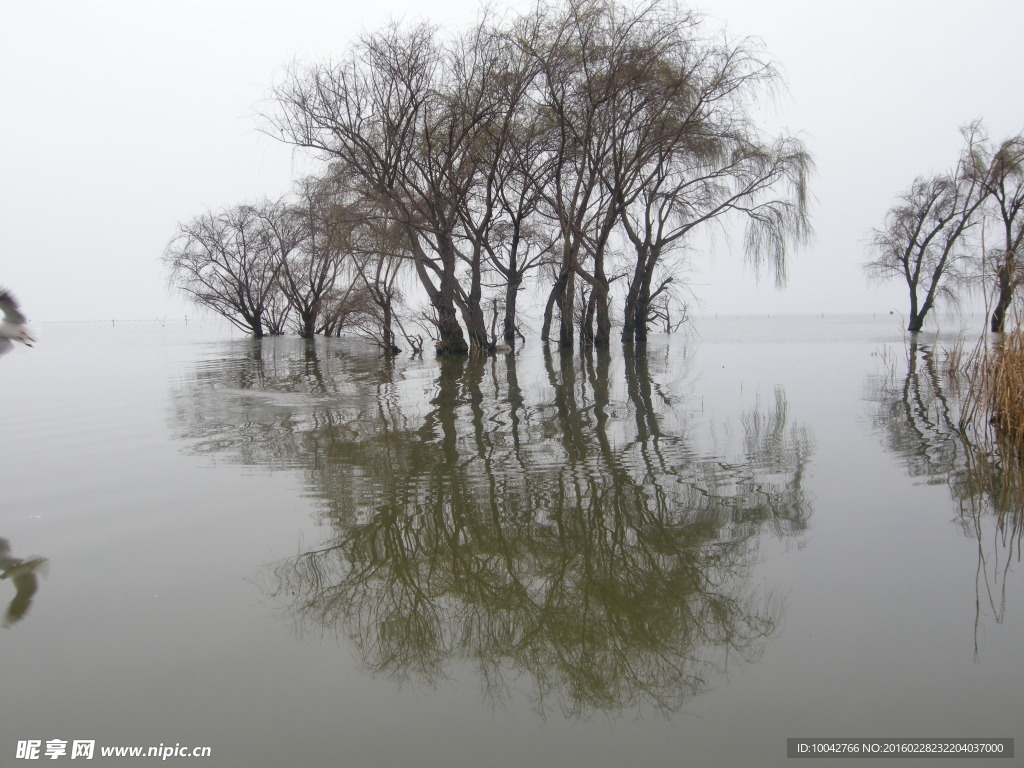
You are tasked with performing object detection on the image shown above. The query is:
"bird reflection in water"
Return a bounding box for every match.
[0,538,48,627]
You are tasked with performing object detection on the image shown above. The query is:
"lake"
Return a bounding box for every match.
[1,315,1020,767]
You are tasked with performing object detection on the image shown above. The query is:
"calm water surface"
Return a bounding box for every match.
[0,316,1020,767]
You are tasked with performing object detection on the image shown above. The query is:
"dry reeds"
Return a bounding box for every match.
[978,330,1024,443]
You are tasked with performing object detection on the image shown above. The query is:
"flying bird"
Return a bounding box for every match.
[0,289,35,353]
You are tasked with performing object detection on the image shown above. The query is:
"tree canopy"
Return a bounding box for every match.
[167,0,813,354]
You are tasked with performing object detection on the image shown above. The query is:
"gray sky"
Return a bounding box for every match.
[2,0,1021,324]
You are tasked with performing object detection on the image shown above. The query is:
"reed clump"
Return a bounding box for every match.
[971,329,1024,445]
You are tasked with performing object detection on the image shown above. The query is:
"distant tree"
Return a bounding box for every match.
[866,125,987,333]
[975,130,1024,333]
[166,185,375,340]
[164,202,291,337]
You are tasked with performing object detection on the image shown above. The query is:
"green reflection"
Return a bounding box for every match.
[867,340,1024,656]
[175,338,813,716]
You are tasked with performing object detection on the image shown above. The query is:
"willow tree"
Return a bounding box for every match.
[613,45,812,344]
[866,125,987,333]
[976,130,1024,333]
[516,0,633,349]
[514,0,810,348]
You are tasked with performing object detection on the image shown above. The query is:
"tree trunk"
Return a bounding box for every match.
[592,281,610,348]
[592,243,611,348]
[381,301,400,356]
[300,309,316,339]
[406,228,468,355]
[581,287,595,346]
[244,310,264,338]
[463,305,489,354]
[559,268,575,348]
[463,244,489,353]
[435,303,468,355]
[634,279,651,344]
[991,297,1011,333]
[621,286,639,343]
[907,297,931,332]
[541,275,561,342]
[503,275,521,345]
[990,254,1015,333]
[622,245,656,344]
[907,289,924,333]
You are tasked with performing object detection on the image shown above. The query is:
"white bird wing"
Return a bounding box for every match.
[0,290,28,325]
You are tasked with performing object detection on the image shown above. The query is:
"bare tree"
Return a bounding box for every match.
[866,125,987,333]
[615,47,812,345]
[164,202,289,337]
[974,129,1024,333]
[518,0,810,347]
[271,24,504,354]
[517,0,629,348]
[268,0,812,352]
[275,176,358,338]
[347,204,412,354]
[458,21,553,348]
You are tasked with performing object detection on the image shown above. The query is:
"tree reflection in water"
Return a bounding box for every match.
[173,338,813,716]
[867,340,1024,657]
